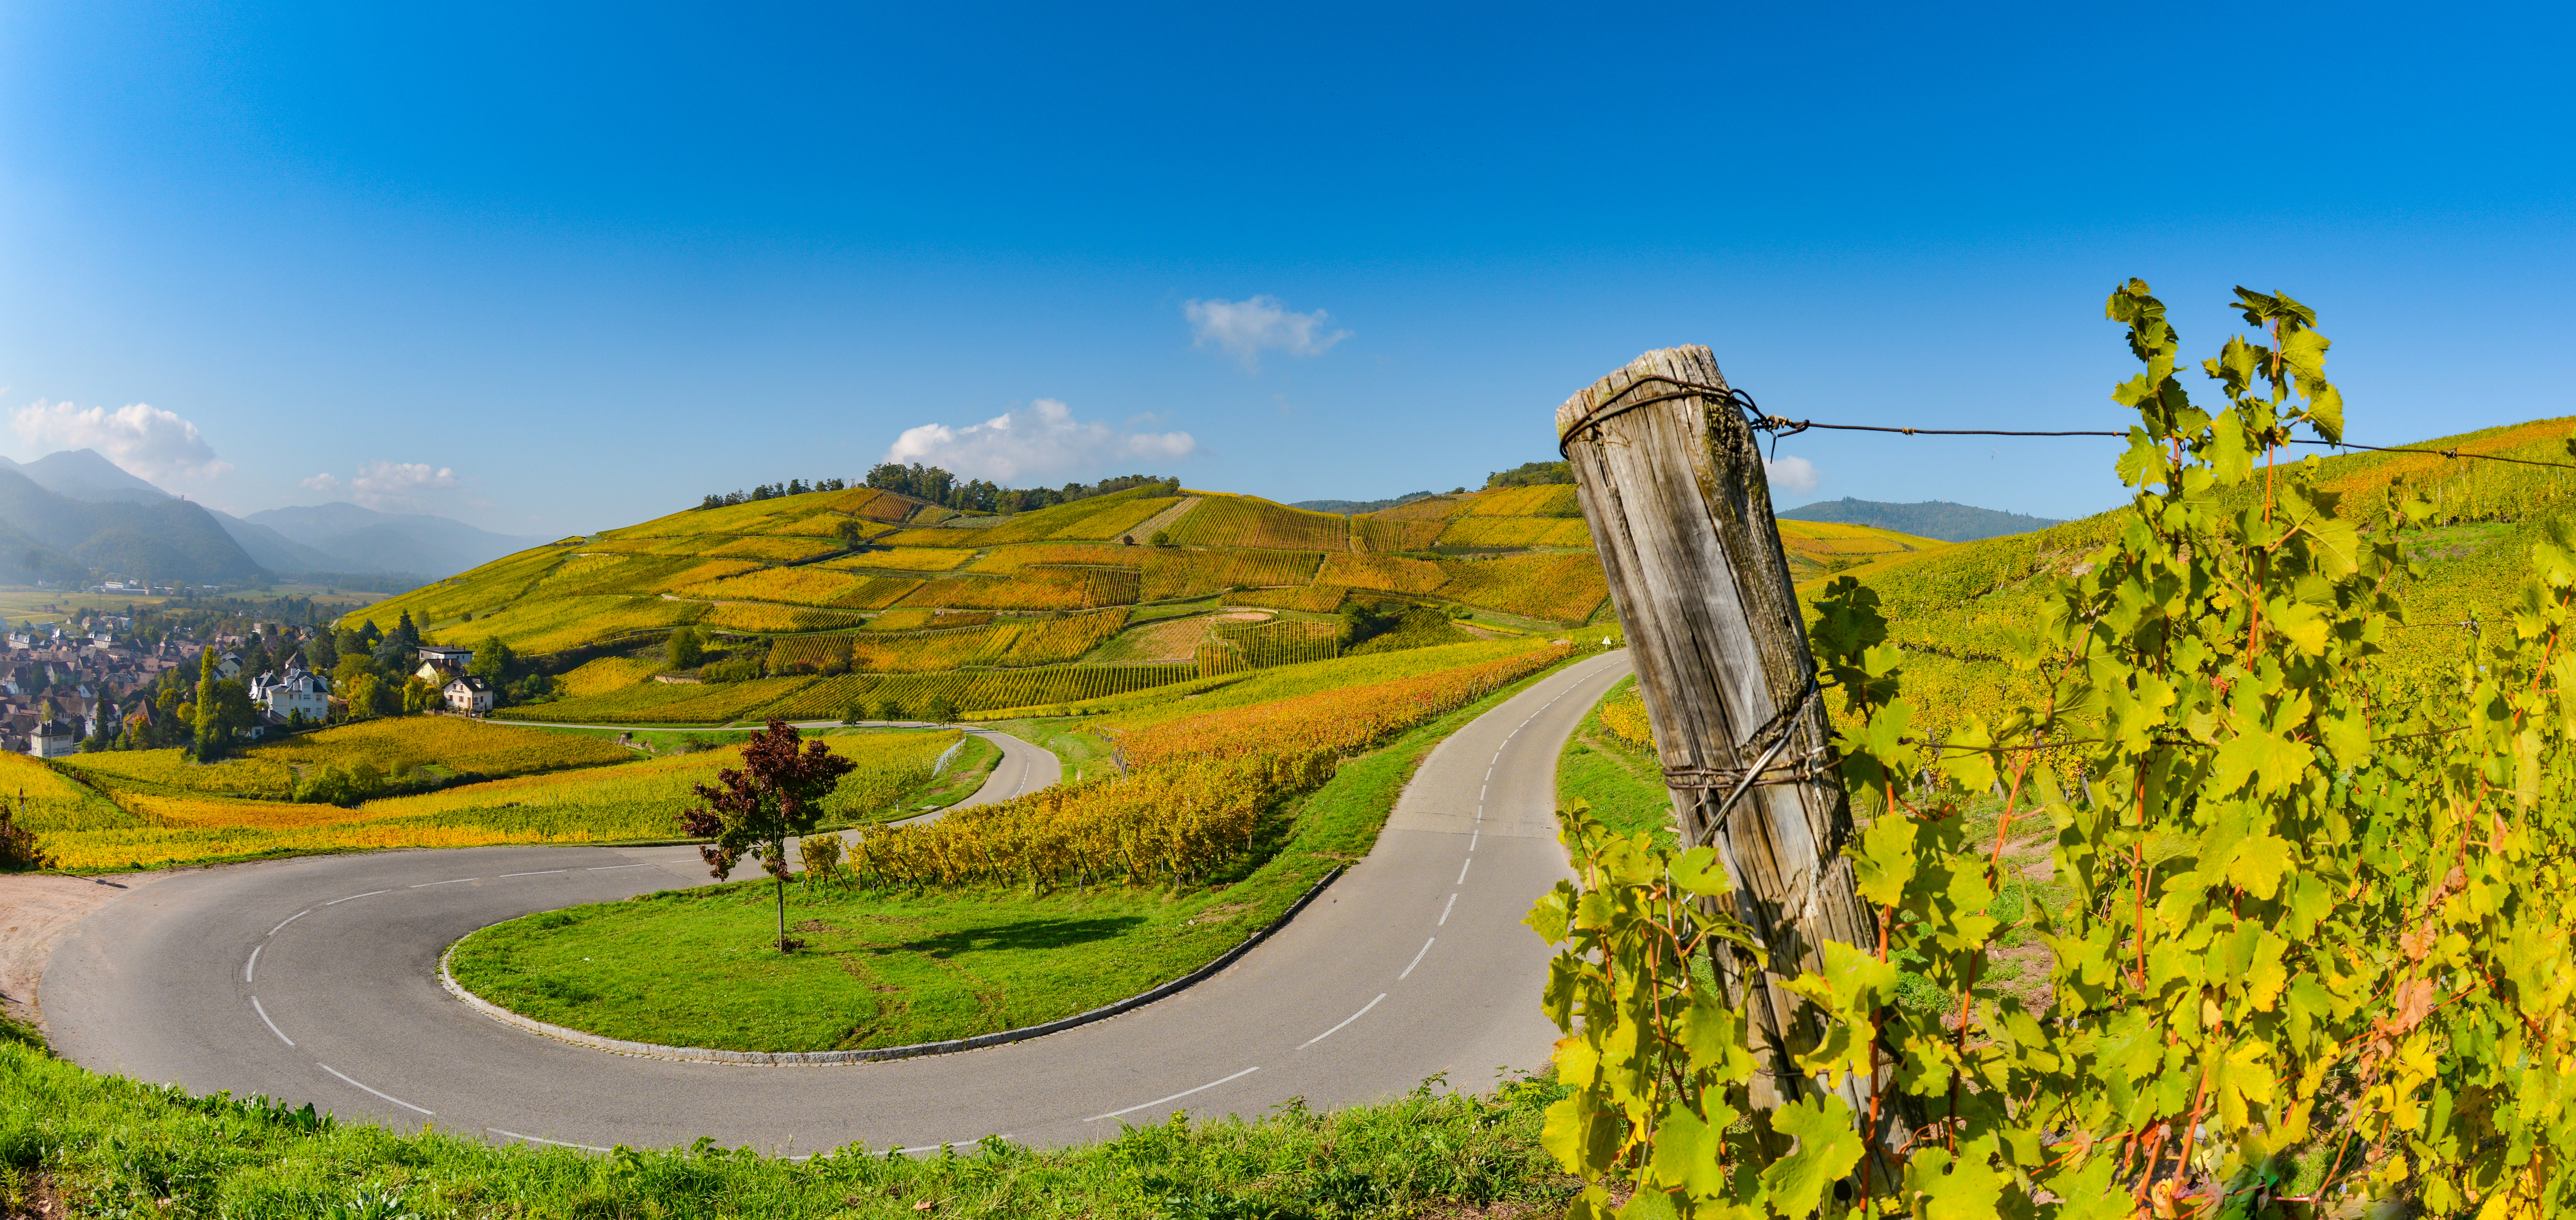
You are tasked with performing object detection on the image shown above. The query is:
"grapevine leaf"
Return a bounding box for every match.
[1526,883,1575,944]
[1678,996,1754,1081]
[2206,409,2254,484]
[1757,1095,1863,1218]
[1852,813,1921,907]
[2225,832,2293,900]
[2303,514,2360,575]
[1935,715,1996,793]
[2270,600,2329,656]
[2318,703,2370,768]
[1647,1099,1726,1199]
[2213,1039,2276,1129]
[2116,428,2164,487]
[1670,845,1730,896]
[1540,1092,1624,1175]
[2036,1154,2129,1220]
[2242,929,2290,1012]
[1615,1187,1679,1220]
[1555,1034,1603,1088]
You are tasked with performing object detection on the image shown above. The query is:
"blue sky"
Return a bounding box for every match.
[2,2,2567,535]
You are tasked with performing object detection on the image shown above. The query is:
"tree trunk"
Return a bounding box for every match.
[775,873,788,952]
[1555,346,1895,1146]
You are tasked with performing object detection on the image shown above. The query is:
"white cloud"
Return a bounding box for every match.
[302,460,461,512]
[12,400,233,484]
[1184,296,1350,371]
[884,399,1196,483]
[1764,455,1820,498]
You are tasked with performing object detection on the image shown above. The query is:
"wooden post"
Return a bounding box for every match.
[1555,345,1886,1133]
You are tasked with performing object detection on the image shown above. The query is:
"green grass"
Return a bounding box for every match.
[448,878,1276,1052]
[0,1037,1572,1218]
[448,651,1589,1054]
[900,735,1002,812]
[1554,678,1677,851]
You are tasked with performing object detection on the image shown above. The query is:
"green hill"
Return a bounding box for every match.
[1805,415,2576,740]
[1777,497,2061,542]
[343,480,1621,723]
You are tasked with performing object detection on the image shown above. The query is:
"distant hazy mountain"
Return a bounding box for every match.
[243,503,541,576]
[0,448,536,579]
[1777,497,2061,542]
[209,512,344,573]
[1294,491,1439,515]
[6,448,177,505]
[0,465,266,582]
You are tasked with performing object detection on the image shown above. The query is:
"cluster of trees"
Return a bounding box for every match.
[694,479,851,510]
[1483,459,1572,489]
[666,626,762,683]
[688,467,1185,517]
[863,465,1180,516]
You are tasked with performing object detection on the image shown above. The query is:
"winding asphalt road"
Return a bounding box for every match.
[42,652,1633,1153]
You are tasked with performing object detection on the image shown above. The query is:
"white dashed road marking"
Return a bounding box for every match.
[1300,995,1385,1049]
[1086,1066,1261,1122]
[1399,937,1435,980]
[320,1064,434,1116]
[251,997,293,1047]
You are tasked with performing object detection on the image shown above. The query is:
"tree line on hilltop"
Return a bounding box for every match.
[691,468,1180,517]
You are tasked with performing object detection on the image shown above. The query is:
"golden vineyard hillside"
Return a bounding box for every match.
[348,480,1944,726]
[1810,415,2576,753]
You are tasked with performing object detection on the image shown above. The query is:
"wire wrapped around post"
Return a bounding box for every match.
[1554,344,1901,1158]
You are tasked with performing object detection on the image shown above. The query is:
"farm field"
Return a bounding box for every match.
[1794,414,2576,744]
[495,676,817,725]
[53,716,635,807]
[34,728,969,871]
[445,632,1592,1054]
[334,470,1808,723]
[337,481,1628,705]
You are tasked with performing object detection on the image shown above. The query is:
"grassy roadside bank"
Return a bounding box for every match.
[1551,675,1676,849]
[0,1027,1573,1218]
[446,650,1600,1053]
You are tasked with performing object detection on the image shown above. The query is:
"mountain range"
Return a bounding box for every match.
[1776,497,2062,542]
[0,448,543,582]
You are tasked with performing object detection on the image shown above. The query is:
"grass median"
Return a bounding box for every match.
[446,650,1598,1053]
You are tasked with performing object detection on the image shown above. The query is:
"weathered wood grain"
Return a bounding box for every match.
[1556,345,1885,1135]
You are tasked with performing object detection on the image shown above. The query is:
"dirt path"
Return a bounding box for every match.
[1,871,166,1032]
[1125,495,1200,542]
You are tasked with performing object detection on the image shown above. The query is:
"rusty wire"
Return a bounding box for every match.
[1555,373,2576,473]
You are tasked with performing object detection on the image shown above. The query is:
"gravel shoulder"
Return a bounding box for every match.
[1,871,166,1031]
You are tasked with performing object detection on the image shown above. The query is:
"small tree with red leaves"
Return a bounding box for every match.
[677,720,856,952]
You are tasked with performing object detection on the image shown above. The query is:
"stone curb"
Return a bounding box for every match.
[438,865,1346,1065]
